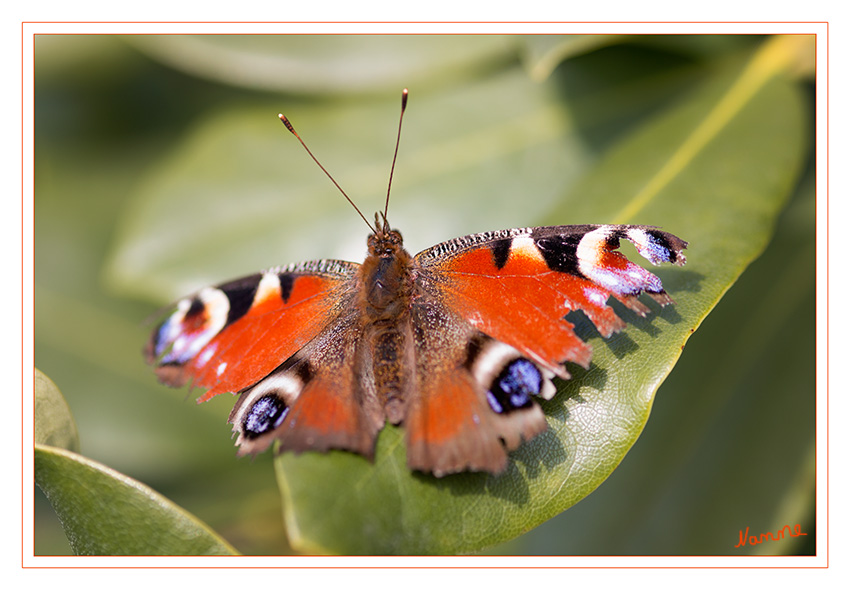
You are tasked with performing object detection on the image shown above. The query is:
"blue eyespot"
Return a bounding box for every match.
[486,358,542,414]
[243,394,288,439]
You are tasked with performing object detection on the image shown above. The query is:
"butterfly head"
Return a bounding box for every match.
[367,214,404,258]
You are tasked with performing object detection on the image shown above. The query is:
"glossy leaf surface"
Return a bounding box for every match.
[35,444,238,555]
[274,37,810,554]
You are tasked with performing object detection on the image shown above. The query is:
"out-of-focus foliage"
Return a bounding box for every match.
[34,34,814,555]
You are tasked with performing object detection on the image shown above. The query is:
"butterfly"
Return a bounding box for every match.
[145,90,687,477]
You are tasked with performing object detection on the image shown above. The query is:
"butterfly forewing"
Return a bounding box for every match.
[146,260,359,401]
[413,224,687,373]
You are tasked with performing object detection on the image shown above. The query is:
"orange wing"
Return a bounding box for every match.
[226,310,385,459]
[145,259,359,402]
[414,224,688,379]
[404,303,550,476]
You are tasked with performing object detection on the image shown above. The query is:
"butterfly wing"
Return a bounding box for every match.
[226,307,385,458]
[146,224,687,477]
[145,259,359,402]
[404,224,687,475]
[405,299,552,475]
[414,224,687,377]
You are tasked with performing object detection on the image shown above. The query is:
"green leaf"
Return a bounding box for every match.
[125,35,516,95]
[519,34,623,81]
[34,369,80,453]
[105,68,594,301]
[493,159,815,555]
[273,36,811,554]
[517,34,760,83]
[35,445,239,555]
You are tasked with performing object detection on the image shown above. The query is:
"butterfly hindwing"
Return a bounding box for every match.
[405,299,551,476]
[228,309,385,459]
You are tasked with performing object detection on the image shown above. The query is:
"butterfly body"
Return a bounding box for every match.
[147,219,687,476]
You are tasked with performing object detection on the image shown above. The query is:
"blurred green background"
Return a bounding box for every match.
[34,34,815,555]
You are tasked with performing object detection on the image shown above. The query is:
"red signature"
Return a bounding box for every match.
[735,524,807,548]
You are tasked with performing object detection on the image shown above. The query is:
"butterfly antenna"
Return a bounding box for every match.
[383,88,408,223]
[278,113,376,233]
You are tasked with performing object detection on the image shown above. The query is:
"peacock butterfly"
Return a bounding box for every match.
[145,89,687,477]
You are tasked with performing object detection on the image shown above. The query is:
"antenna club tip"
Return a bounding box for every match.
[278,114,296,134]
[401,88,408,109]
